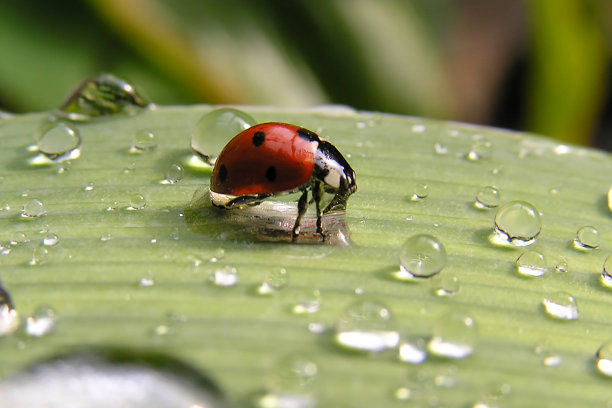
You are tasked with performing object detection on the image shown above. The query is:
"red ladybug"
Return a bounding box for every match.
[210,122,357,241]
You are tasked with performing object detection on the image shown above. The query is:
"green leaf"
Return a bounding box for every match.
[0,106,611,407]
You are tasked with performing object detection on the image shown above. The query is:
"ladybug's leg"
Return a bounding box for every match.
[292,189,309,242]
[312,182,324,239]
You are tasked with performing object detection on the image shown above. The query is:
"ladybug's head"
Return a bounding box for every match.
[314,140,357,196]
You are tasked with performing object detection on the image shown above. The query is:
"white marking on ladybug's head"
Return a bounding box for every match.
[323,162,343,189]
[314,141,357,195]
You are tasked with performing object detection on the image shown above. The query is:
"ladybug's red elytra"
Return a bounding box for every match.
[210,122,357,241]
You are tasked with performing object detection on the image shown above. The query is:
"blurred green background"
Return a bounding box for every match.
[1,0,611,149]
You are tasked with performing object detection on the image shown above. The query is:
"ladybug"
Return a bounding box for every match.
[210,122,357,241]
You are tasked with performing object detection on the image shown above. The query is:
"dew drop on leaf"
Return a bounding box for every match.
[130,129,157,153]
[35,121,81,162]
[542,292,579,321]
[432,274,460,296]
[260,353,318,408]
[191,108,256,165]
[515,251,547,277]
[573,226,600,250]
[395,234,447,280]
[427,312,477,359]
[209,266,238,287]
[596,340,612,377]
[491,201,541,247]
[42,233,59,247]
[257,268,289,295]
[334,299,399,352]
[161,163,184,184]
[127,194,146,210]
[29,244,49,266]
[474,186,500,210]
[10,231,29,245]
[398,338,427,364]
[554,261,568,274]
[467,137,492,161]
[600,256,612,289]
[0,286,19,337]
[20,199,45,218]
[410,183,429,201]
[25,305,57,337]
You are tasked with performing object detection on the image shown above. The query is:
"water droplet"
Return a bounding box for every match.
[25,305,57,337]
[467,137,492,161]
[411,124,426,133]
[334,299,399,352]
[43,233,59,246]
[542,292,579,320]
[474,186,500,210]
[573,226,600,250]
[554,261,568,273]
[433,142,448,155]
[20,199,45,218]
[130,129,157,153]
[554,145,571,155]
[307,322,326,334]
[433,274,460,296]
[292,290,321,315]
[542,353,563,367]
[105,201,119,211]
[10,231,29,245]
[30,244,49,265]
[209,265,238,287]
[139,277,155,287]
[191,108,256,165]
[258,268,289,295]
[35,121,81,162]
[601,256,612,289]
[398,338,427,364]
[83,182,94,191]
[100,233,113,242]
[395,234,447,280]
[153,324,170,336]
[127,194,146,210]
[0,287,19,337]
[59,73,149,121]
[428,313,477,359]
[515,251,547,277]
[410,183,429,200]
[161,163,184,184]
[263,354,318,405]
[596,340,612,377]
[492,201,541,247]
[608,187,612,214]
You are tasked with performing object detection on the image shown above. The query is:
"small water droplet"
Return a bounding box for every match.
[20,198,45,218]
[10,231,29,245]
[35,121,81,162]
[428,313,477,359]
[515,251,547,277]
[30,244,49,265]
[100,233,113,242]
[105,201,119,211]
[25,305,57,337]
[210,248,225,263]
[334,299,399,352]
[573,226,600,250]
[542,353,563,367]
[554,261,568,273]
[542,292,579,320]
[42,233,59,246]
[410,183,429,201]
[596,340,612,377]
[59,73,149,121]
[127,194,146,210]
[161,163,184,184]
[474,186,500,209]
[554,145,571,155]
[83,182,94,191]
[139,277,155,287]
[263,354,318,405]
[153,324,170,336]
[398,338,427,364]
[433,274,460,296]
[292,290,321,315]
[0,287,19,337]
[354,287,365,296]
[491,201,541,247]
[191,108,256,165]
[467,137,492,161]
[257,268,289,295]
[411,124,426,133]
[433,142,448,155]
[608,187,612,214]
[395,234,447,280]
[601,256,612,289]
[209,265,238,287]
[130,129,157,153]
[307,322,326,334]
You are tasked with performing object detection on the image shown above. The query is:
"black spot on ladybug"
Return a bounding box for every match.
[297,128,319,142]
[252,131,265,147]
[219,164,228,183]
[265,165,277,182]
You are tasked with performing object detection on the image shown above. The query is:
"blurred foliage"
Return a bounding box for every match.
[0,0,611,148]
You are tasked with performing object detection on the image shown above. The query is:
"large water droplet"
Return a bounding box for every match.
[130,129,157,153]
[334,299,399,352]
[20,199,45,218]
[191,108,256,165]
[596,340,612,377]
[492,201,541,246]
[515,251,547,277]
[0,287,19,337]
[257,268,289,295]
[395,234,447,280]
[474,186,500,210]
[601,256,612,289]
[209,265,239,287]
[573,226,600,250]
[36,121,81,162]
[428,313,477,359]
[542,292,579,320]
[59,73,149,121]
[161,163,184,184]
[25,305,57,337]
